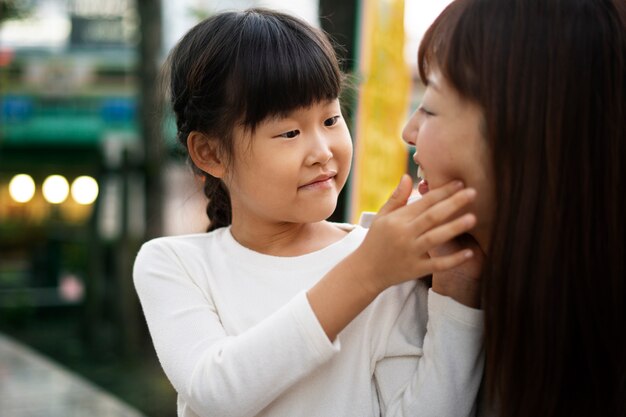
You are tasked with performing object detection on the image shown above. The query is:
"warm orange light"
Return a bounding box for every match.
[9,174,36,203]
[42,175,69,204]
[71,176,99,205]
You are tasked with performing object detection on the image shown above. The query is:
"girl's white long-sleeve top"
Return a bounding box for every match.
[133,224,484,417]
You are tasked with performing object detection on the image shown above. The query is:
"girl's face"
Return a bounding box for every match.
[402,70,495,248]
[224,99,352,228]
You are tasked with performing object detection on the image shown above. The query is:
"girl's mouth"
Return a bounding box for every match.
[299,171,337,190]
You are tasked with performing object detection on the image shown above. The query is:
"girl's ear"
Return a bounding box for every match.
[187,131,226,178]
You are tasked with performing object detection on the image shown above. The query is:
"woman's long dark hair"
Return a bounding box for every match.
[419,0,626,415]
[165,8,342,231]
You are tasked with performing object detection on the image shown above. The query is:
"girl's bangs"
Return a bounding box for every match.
[230,12,342,128]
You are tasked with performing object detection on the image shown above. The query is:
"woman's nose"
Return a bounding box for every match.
[402,110,419,146]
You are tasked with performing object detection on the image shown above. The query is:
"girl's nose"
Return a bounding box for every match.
[402,109,420,146]
[306,133,333,166]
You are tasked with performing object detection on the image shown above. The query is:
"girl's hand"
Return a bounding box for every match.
[308,175,477,341]
[430,234,485,308]
[355,175,477,295]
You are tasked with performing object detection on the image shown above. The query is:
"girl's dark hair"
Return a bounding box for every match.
[419,0,625,416]
[166,8,342,231]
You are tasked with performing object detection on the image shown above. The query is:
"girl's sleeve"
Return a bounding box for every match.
[374,287,484,417]
[133,239,340,417]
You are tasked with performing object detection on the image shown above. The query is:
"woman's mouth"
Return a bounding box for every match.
[417,166,429,195]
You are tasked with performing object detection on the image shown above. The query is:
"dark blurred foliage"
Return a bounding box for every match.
[0,0,34,24]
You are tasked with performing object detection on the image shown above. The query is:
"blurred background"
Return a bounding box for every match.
[0,0,452,416]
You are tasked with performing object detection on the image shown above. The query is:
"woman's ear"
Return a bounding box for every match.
[187,131,226,178]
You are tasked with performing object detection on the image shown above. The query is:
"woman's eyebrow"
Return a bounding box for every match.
[426,77,441,92]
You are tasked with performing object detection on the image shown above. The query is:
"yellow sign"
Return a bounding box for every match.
[350,0,411,222]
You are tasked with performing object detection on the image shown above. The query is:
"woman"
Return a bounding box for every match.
[402,0,626,415]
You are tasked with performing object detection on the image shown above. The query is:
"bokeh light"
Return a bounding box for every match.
[42,175,69,204]
[9,174,36,203]
[71,176,99,205]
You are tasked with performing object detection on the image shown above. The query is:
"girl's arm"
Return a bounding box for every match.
[307,176,478,341]
[134,176,476,416]
[307,177,484,417]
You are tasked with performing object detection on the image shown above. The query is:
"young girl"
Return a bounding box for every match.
[134,8,483,417]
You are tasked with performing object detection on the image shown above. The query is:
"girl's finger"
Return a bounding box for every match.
[415,213,477,251]
[376,174,413,216]
[409,188,476,234]
[424,248,474,273]
[408,180,465,213]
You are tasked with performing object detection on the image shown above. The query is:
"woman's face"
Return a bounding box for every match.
[402,69,495,249]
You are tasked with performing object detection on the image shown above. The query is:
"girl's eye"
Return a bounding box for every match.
[418,106,434,117]
[279,130,300,139]
[324,116,340,127]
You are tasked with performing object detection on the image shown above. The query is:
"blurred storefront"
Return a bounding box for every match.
[0,2,177,414]
[0,0,141,321]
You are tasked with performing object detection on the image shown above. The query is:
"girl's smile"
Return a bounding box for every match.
[299,171,337,190]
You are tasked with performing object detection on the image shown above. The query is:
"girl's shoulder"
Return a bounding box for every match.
[137,228,228,260]
[325,222,368,247]
[328,221,363,234]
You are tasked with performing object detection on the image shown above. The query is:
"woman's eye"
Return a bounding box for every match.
[418,106,434,116]
[324,116,340,127]
[279,130,300,139]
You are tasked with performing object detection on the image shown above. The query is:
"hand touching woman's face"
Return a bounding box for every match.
[402,70,495,251]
